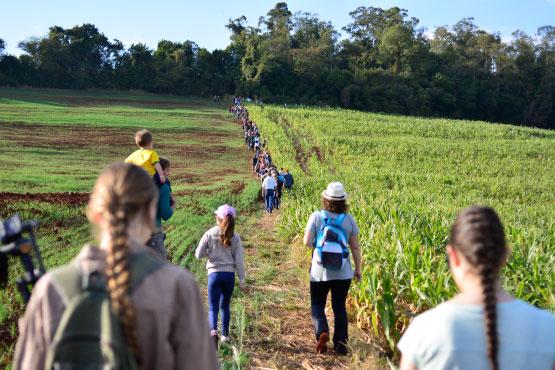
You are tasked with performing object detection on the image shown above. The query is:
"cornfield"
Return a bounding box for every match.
[250,105,555,354]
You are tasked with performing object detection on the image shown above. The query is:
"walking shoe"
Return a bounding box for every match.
[316,332,329,354]
[210,330,218,348]
[221,335,230,343]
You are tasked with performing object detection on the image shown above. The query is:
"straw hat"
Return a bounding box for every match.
[322,182,347,201]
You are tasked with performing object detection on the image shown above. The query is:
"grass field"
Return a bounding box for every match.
[0,88,259,367]
[249,105,555,356]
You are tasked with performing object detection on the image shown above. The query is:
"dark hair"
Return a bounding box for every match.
[159,157,170,170]
[449,206,507,370]
[135,129,152,147]
[321,197,348,214]
[219,214,235,247]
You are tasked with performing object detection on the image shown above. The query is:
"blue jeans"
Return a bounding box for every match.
[208,272,235,336]
[310,279,351,354]
[265,189,275,212]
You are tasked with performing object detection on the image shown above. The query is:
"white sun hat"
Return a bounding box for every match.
[322,182,347,201]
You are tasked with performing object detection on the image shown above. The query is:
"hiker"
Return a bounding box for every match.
[195,204,246,346]
[283,168,294,190]
[273,170,284,210]
[13,163,219,370]
[146,157,175,261]
[398,206,555,370]
[125,129,166,186]
[303,182,362,355]
[252,154,258,173]
[262,170,277,213]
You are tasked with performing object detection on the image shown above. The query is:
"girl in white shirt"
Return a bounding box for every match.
[398,206,555,370]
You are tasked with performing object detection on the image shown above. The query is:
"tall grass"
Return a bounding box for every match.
[250,104,555,354]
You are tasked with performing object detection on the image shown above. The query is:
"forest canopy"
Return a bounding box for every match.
[1,3,553,128]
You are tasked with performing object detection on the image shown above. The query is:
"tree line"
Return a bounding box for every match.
[0,3,553,128]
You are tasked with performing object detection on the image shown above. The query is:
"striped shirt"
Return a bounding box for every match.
[195,226,246,283]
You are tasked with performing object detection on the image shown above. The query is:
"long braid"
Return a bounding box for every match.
[88,163,158,370]
[449,206,506,370]
[480,264,499,370]
[106,203,143,368]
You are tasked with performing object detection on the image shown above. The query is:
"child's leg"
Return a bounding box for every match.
[207,273,223,333]
[153,172,162,187]
[219,272,236,337]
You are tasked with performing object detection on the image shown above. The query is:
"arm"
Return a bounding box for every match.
[233,236,246,287]
[194,232,209,259]
[13,275,64,370]
[159,185,174,221]
[154,162,166,183]
[349,235,362,281]
[303,213,317,247]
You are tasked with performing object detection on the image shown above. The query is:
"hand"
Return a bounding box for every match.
[239,282,248,291]
[354,270,362,282]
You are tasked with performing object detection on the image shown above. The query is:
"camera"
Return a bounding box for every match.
[0,214,45,303]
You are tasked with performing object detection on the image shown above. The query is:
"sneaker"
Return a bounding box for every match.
[221,335,230,343]
[210,330,219,348]
[316,332,329,354]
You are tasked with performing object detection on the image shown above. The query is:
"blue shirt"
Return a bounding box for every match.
[156,183,173,228]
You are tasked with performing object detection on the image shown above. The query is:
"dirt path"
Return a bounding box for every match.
[239,210,369,369]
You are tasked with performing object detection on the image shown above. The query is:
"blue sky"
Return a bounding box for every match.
[1,0,554,55]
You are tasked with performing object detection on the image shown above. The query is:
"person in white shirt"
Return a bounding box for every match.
[262,171,277,213]
[398,206,555,370]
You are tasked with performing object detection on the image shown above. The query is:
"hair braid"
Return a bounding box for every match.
[480,264,499,370]
[88,163,158,369]
[105,204,143,368]
[449,206,506,370]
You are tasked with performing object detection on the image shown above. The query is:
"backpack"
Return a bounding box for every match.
[315,211,349,270]
[45,252,164,370]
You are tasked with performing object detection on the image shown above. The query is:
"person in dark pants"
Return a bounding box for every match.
[195,205,246,346]
[283,169,294,190]
[303,182,362,355]
[262,172,277,213]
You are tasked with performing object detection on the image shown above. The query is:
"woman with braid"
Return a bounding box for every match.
[13,163,219,370]
[398,206,555,370]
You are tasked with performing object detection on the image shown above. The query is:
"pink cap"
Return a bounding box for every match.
[215,204,236,219]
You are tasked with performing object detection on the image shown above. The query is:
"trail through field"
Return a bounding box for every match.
[241,210,349,369]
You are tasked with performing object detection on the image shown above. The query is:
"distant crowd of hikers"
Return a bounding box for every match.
[230,100,293,213]
[11,97,555,370]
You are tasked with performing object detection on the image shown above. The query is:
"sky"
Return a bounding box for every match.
[1,0,554,55]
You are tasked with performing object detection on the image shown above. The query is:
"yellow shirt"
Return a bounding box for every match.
[125,149,160,176]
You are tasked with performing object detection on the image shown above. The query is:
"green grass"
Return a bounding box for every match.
[0,88,258,366]
[249,104,555,355]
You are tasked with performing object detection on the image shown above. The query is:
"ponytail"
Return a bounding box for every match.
[449,206,506,370]
[219,215,235,247]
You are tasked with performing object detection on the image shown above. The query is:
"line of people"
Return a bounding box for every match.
[230,102,294,213]
[11,107,555,370]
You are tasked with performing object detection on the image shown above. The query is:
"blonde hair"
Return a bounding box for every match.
[87,163,158,367]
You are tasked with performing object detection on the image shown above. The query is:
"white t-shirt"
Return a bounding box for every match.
[398,299,555,370]
[262,176,277,190]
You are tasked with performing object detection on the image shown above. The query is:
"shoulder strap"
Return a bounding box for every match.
[51,252,165,302]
